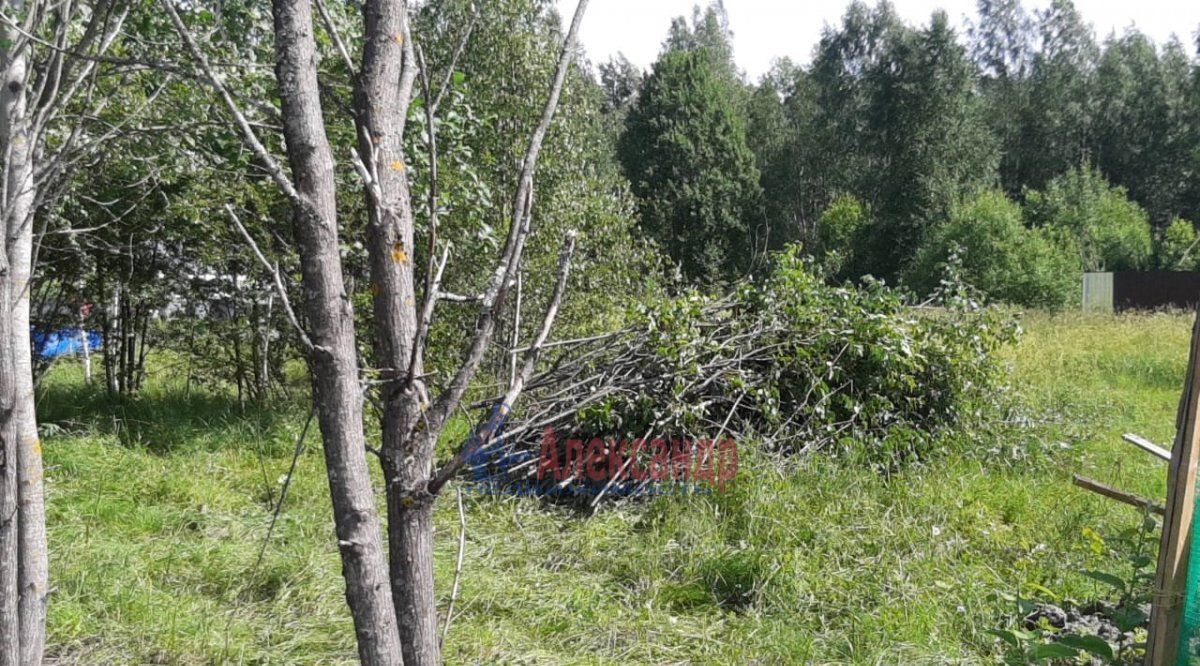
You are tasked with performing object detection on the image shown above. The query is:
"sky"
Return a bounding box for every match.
[555,0,1200,80]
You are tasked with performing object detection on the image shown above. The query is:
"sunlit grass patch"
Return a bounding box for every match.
[37,311,1194,663]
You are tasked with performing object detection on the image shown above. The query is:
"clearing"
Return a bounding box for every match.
[40,312,1184,664]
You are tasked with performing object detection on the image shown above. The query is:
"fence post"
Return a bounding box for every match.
[1147,310,1200,664]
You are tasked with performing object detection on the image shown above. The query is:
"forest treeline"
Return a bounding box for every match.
[610,0,1200,306]
[31,0,1200,391]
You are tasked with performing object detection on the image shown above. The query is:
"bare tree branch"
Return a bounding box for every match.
[419,0,589,441]
[224,204,314,352]
[252,406,315,573]
[408,240,450,384]
[439,485,467,646]
[427,230,577,495]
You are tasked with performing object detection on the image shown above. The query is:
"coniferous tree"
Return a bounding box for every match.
[618,4,765,284]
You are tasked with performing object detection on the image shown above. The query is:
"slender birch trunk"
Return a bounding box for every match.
[2,9,47,658]
[0,259,18,666]
[0,22,26,666]
[9,142,45,666]
[79,325,92,386]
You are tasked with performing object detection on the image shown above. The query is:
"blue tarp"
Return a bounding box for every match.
[31,328,102,359]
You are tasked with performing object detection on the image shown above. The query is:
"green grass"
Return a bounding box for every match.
[37,311,1191,664]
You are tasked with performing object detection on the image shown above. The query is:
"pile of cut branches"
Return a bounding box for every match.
[467,249,1018,498]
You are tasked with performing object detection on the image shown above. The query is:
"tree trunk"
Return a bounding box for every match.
[256,293,274,402]
[0,258,19,666]
[79,326,92,387]
[354,1,438,663]
[271,0,404,662]
[103,281,119,396]
[9,142,45,666]
[3,18,47,661]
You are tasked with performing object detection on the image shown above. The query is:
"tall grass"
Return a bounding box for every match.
[36,311,1192,663]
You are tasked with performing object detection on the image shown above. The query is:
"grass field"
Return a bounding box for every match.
[36,311,1192,664]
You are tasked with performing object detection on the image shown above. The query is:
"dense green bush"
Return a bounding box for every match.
[814,194,871,277]
[1025,165,1153,272]
[1157,217,1199,270]
[905,190,1078,308]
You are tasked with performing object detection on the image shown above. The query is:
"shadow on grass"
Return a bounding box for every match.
[37,376,306,457]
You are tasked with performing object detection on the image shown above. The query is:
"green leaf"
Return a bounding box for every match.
[1027,642,1078,660]
[452,71,466,86]
[1026,582,1059,600]
[1056,634,1114,660]
[985,629,1021,647]
[1111,606,1149,632]
[1080,569,1127,591]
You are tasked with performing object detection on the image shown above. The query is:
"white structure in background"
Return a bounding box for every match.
[1082,272,1113,313]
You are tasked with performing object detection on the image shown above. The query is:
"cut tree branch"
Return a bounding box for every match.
[427,230,577,495]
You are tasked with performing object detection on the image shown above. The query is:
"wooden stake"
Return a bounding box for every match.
[1147,311,1200,666]
[1072,474,1165,516]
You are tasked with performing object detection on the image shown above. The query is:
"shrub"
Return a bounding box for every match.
[1025,165,1153,272]
[1156,217,1199,270]
[905,190,1078,308]
[815,195,871,276]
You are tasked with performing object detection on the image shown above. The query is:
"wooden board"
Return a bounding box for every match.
[1125,433,1172,462]
[1147,311,1200,665]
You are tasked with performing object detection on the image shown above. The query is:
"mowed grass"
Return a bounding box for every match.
[37,311,1191,664]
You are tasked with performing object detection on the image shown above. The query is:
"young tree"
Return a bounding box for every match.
[618,4,764,284]
[410,0,656,365]
[1158,217,1200,270]
[1,1,134,660]
[813,194,872,278]
[905,189,1077,307]
[164,0,589,662]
